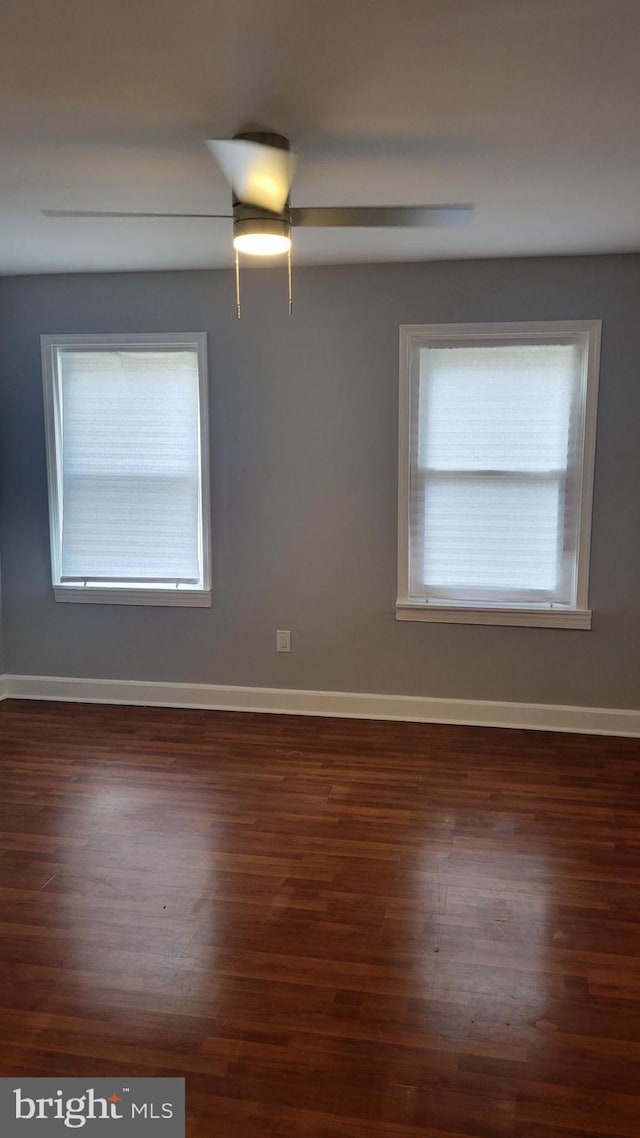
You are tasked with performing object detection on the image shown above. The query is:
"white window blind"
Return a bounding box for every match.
[59,350,201,582]
[398,323,601,627]
[42,334,211,606]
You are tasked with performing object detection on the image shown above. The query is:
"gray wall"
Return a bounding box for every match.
[1,255,639,709]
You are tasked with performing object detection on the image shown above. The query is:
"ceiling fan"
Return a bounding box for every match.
[43,131,475,314]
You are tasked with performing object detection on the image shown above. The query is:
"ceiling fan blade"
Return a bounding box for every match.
[290,205,475,228]
[42,209,232,219]
[206,138,296,213]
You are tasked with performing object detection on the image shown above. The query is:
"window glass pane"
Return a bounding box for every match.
[418,344,576,471]
[422,476,561,593]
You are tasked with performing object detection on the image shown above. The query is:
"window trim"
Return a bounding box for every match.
[397,320,601,629]
[41,332,212,608]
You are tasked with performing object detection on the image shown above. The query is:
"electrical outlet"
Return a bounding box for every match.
[276,629,291,653]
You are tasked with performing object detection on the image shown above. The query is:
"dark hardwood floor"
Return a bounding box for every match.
[0,699,639,1137]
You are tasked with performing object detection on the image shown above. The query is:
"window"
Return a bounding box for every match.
[397,321,601,628]
[42,333,211,606]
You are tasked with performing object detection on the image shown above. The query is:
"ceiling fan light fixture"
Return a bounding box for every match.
[233,216,291,256]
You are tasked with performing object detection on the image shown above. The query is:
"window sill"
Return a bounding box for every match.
[395,602,592,629]
[54,586,211,608]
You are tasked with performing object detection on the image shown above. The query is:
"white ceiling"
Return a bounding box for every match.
[1,0,640,274]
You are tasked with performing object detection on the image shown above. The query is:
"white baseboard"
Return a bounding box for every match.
[1,672,639,737]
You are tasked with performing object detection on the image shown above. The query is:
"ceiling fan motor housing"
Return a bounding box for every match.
[232,130,290,152]
[231,131,292,242]
[232,202,291,245]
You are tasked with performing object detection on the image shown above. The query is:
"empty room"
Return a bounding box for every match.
[0,1,639,1136]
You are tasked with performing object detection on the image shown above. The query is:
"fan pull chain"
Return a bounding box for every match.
[234,247,241,318]
[234,243,292,318]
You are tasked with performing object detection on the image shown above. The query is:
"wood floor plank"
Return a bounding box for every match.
[0,698,639,1137]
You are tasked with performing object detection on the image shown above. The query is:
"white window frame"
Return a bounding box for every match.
[397,320,601,629]
[41,332,212,607]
